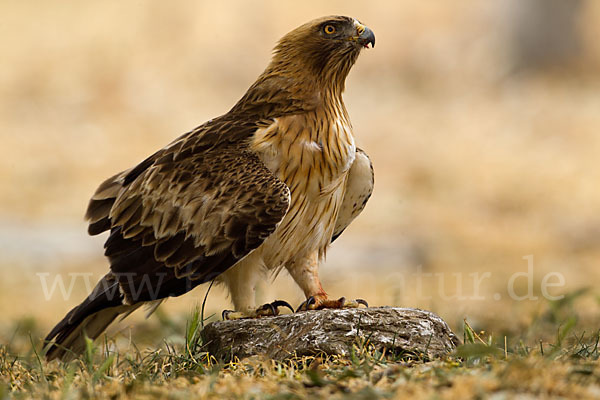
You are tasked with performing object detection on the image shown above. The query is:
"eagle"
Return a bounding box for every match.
[44,15,375,361]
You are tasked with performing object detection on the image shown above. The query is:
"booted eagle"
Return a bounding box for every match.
[45,15,375,361]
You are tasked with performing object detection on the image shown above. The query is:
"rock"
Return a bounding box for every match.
[200,307,460,361]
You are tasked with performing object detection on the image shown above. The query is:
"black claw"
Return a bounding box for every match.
[222,310,233,320]
[356,299,369,308]
[296,296,316,312]
[271,300,294,313]
[267,303,277,316]
[255,303,275,316]
[257,300,294,316]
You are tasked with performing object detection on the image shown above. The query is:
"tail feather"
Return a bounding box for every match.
[44,306,137,361]
[43,274,140,361]
[45,168,156,361]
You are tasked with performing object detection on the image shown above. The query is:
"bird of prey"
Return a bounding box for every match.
[44,15,375,361]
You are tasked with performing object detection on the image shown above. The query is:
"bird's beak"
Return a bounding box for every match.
[353,20,375,49]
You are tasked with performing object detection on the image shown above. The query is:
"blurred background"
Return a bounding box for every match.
[1,0,600,347]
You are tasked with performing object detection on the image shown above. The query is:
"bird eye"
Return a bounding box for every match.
[323,25,336,35]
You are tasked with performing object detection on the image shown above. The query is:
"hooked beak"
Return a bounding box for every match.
[353,20,375,48]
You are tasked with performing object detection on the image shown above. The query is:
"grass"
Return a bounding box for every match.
[2,291,600,399]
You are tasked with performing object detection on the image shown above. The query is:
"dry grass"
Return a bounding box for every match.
[3,295,600,399]
[2,0,600,398]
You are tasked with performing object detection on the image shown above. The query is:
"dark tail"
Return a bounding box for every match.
[44,273,140,361]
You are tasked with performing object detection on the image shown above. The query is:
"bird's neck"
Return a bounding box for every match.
[229,58,353,119]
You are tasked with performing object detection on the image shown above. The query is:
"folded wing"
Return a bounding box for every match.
[44,119,290,360]
[331,148,374,242]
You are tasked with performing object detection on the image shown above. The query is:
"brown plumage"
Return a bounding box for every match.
[44,15,375,361]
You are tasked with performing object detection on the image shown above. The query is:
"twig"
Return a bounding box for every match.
[201,279,215,329]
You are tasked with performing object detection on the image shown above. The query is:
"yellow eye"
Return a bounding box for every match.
[324,25,336,35]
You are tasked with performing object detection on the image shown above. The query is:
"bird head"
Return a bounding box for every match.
[270,16,375,90]
[232,16,374,117]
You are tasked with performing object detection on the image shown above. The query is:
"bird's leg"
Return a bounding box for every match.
[286,252,368,312]
[220,255,294,320]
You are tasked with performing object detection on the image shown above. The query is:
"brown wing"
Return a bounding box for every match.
[85,118,290,304]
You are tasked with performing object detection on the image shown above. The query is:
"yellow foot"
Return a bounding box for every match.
[222,300,294,320]
[295,296,368,312]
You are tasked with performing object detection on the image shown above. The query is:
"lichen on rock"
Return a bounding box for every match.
[200,307,460,361]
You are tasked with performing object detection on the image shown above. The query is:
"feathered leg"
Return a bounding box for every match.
[220,253,292,319]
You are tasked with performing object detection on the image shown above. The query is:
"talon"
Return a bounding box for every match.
[296,296,315,312]
[271,300,294,313]
[223,299,294,320]
[340,298,369,309]
[307,296,316,309]
[256,299,295,317]
[295,296,369,312]
[356,299,369,308]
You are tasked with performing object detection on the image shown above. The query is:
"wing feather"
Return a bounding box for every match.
[331,148,374,242]
[86,118,290,303]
